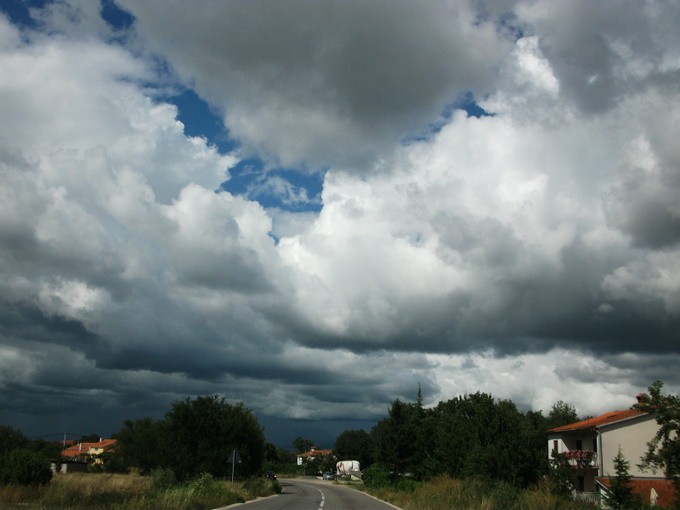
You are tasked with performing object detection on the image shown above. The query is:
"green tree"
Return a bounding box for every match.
[113,416,167,474]
[27,438,62,461]
[635,380,680,509]
[292,437,314,453]
[334,429,374,468]
[263,442,278,462]
[546,401,579,430]
[114,395,266,481]
[371,399,424,477]
[0,425,28,455]
[548,449,574,498]
[308,452,336,475]
[276,448,296,464]
[607,448,638,510]
[425,393,540,486]
[524,409,551,482]
[0,449,52,486]
[164,396,265,481]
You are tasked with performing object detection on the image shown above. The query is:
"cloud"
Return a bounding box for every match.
[116,0,509,171]
[1,1,680,444]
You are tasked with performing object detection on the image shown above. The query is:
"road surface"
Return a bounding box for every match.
[223,478,400,510]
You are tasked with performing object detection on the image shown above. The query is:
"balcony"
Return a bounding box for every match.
[562,449,598,469]
[573,491,601,505]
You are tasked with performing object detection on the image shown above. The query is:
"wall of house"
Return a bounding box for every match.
[599,415,659,478]
[547,431,598,457]
[547,431,600,493]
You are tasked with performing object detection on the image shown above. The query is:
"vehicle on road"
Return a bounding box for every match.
[323,471,335,480]
[264,471,277,480]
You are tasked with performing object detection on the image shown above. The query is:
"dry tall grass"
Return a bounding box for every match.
[363,476,597,510]
[0,472,274,510]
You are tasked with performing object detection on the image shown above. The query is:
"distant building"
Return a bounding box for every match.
[296,446,333,466]
[62,438,117,465]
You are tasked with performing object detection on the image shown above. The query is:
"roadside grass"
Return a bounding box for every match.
[362,476,598,510]
[0,471,281,510]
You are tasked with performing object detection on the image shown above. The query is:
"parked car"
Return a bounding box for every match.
[264,471,277,480]
[323,471,335,480]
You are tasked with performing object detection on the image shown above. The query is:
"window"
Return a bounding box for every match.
[576,439,583,451]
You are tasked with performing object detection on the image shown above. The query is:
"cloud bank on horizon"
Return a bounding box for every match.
[1,0,679,441]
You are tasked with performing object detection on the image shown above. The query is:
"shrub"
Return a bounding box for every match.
[0,449,52,486]
[242,476,265,494]
[151,467,177,490]
[188,472,215,494]
[362,464,393,489]
[242,476,282,496]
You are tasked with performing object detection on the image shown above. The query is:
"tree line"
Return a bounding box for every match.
[333,390,580,488]
[3,381,680,499]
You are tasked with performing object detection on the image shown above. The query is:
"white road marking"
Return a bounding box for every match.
[316,487,325,510]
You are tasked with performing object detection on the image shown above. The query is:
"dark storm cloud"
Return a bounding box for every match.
[604,166,680,249]
[0,301,99,350]
[2,0,680,442]
[117,0,508,170]
[519,0,673,114]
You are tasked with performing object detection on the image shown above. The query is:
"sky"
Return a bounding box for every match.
[0,0,679,449]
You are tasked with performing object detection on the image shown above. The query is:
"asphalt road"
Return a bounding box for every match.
[224,478,400,510]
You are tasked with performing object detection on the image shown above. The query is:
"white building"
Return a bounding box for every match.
[547,399,675,507]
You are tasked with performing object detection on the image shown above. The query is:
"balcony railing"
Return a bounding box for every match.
[573,491,601,504]
[562,450,598,468]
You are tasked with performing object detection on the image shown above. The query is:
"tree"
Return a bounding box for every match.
[607,448,638,510]
[164,396,265,481]
[113,417,167,474]
[263,442,278,462]
[0,425,28,455]
[276,448,296,464]
[308,452,336,475]
[635,380,680,509]
[334,429,374,468]
[546,401,579,430]
[26,439,62,462]
[0,449,52,486]
[371,399,424,477]
[548,448,574,497]
[292,437,314,454]
[114,395,266,481]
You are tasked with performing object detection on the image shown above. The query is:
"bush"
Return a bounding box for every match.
[151,467,177,490]
[362,464,393,489]
[242,476,282,496]
[188,472,215,494]
[362,464,419,492]
[0,449,52,486]
[242,476,265,494]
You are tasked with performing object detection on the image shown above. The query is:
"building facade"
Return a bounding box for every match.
[547,404,675,507]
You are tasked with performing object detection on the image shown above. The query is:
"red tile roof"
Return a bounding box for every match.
[297,448,333,458]
[547,409,647,433]
[598,477,676,508]
[62,439,117,457]
[90,439,117,449]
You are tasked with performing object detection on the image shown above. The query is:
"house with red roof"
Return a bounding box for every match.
[296,446,333,466]
[62,438,117,465]
[547,397,675,507]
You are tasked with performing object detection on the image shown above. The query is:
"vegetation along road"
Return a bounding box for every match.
[223,478,399,510]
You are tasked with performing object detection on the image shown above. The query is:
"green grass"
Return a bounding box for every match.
[0,472,281,510]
